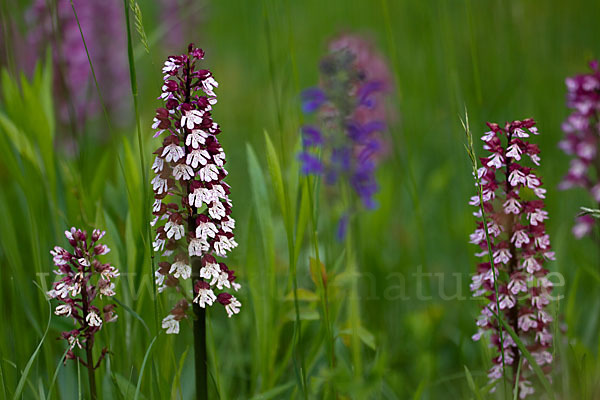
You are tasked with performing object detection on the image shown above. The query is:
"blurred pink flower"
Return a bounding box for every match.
[26,0,128,131]
[559,61,600,237]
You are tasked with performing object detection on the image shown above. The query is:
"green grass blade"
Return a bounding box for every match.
[264,130,287,223]
[13,289,51,400]
[122,0,158,335]
[249,381,295,400]
[463,365,484,400]
[134,336,157,400]
[113,297,150,336]
[0,358,6,399]
[411,379,426,400]
[264,128,307,396]
[45,348,70,400]
[170,346,189,399]
[512,358,522,400]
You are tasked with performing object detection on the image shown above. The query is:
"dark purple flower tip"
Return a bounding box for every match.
[336,214,349,241]
[362,120,386,135]
[194,280,210,292]
[301,125,324,147]
[347,120,386,144]
[362,196,378,210]
[325,170,339,185]
[358,80,386,108]
[217,292,233,305]
[298,152,323,175]
[351,170,379,209]
[346,121,364,141]
[331,147,351,170]
[301,88,326,113]
[590,60,599,72]
[358,141,382,164]
[191,47,205,60]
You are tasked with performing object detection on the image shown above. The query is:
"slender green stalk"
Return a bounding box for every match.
[380,0,430,297]
[121,0,159,334]
[306,176,336,375]
[512,358,522,400]
[342,183,362,379]
[0,0,16,77]
[461,110,508,396]
[261,1,308,396]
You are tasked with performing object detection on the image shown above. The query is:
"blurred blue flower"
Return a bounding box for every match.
[301,88,326,113]
[336,214,349,241]
[301,125,324,147]
[298,34,392,239]
[298,152,323,174]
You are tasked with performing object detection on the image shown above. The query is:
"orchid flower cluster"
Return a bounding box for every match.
[151,44,241,335]
[299,35,391,237]
[558,60,600,238]
[469,119,555,398]
[47,227,119,365]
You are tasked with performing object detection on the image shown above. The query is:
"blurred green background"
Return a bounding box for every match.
[0,0,599,398]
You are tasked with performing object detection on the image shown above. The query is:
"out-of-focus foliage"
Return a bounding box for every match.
[0,0,599,399]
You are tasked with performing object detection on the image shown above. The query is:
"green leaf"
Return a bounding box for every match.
[0,112,39,171]
[46,348,70,400]
[284,288,318,302]
[134,336,157,400]
[113,372,143,400]
[286,308,319,321]
[411,379,426,400]
[339,326,377,351]
[249,381,295,400]
[13,285,52,400]
[513,358,522,400]
[264,130,287,224]
[170,346,190,399]
[357,326,376,351]
[294,182,310,264]
[114,297,150,336]
[463,365,484,400]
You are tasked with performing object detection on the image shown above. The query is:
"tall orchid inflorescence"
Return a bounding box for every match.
[558,60,600,238]
[299,34,392,237]
[47,228,119,366]
[469,119,555,398]
[151,44,241,335]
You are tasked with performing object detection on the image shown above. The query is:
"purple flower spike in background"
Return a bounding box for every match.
[299,33,392,237]
[47,227,119,399]
[558,60,600,238]
[469,119,555,398]
[26,0,128,135]
[159,0,206,52]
